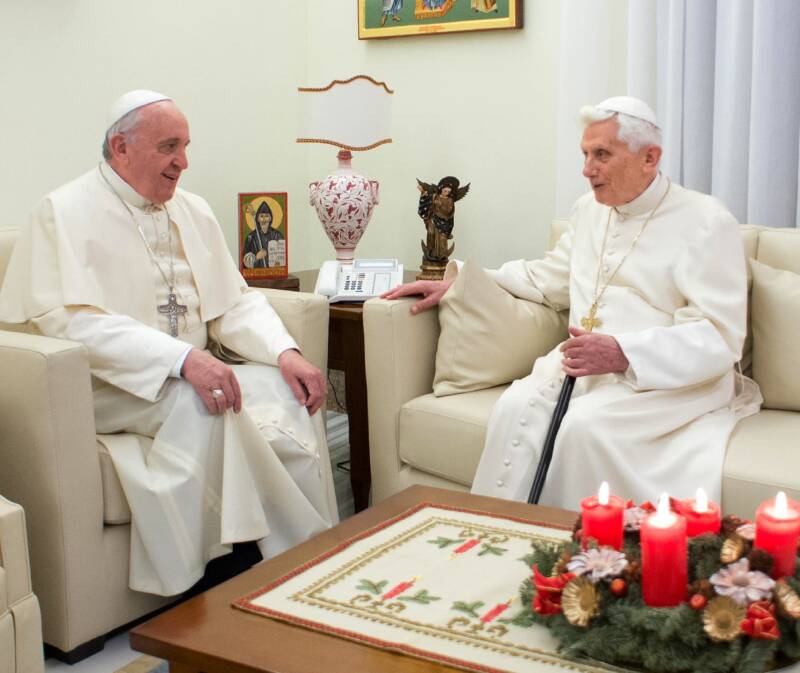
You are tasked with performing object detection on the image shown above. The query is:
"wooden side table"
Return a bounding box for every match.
[293,269,416,513]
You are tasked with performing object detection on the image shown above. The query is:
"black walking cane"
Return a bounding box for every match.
[527,375,576,504]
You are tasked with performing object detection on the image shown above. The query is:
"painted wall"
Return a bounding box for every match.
[0,0,310,264]
[303,0,563,269]
[0,1,622,272]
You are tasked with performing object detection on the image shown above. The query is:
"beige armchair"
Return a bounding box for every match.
[0,495,44,673]
[0,228,329,662]
[364,222,800,518]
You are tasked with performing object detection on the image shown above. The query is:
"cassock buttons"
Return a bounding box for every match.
[496,479,504,487]
[512,439,520,447]
[519,418,527,426]
[503,459,511,466]
[528,398,536,406]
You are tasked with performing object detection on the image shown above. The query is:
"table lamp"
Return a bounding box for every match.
[297,75,393,262]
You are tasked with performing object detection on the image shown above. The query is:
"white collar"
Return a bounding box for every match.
[100,162,166,212]
[614,172,667,219]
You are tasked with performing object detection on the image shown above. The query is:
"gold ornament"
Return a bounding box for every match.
[774,580,800,619]
[720,535,747,564]
[703,596,745,642]
[561,577,599,627]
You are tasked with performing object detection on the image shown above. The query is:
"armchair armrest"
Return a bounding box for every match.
[0,496,33,606]
[364,298,440,503]
[0,330,104,653]
[0,495,44,673]
[253,289,329,373]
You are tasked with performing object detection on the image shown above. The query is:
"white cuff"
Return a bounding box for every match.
[170,345,194,378]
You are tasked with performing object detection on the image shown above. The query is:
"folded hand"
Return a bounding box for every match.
[278,349,326,415]
[560,326,629,377]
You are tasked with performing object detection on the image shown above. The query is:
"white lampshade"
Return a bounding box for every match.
[297,75,393,152]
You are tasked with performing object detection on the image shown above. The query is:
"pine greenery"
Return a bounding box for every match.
[518,538,800,673]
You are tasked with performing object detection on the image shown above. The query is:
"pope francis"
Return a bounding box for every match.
[0,90,338,596]
[383,96,762,509]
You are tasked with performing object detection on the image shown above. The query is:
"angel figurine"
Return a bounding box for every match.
[416,176,470,280]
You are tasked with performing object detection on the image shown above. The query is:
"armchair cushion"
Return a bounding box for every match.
[433,259,567,396]
[749,259,800,411]
[399,386,507,486]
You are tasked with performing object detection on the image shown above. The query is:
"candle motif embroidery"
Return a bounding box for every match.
[382,577,420,601]
[480,597,515,623]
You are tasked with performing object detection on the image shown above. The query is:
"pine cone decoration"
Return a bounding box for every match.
[748,548,774,576]
[720,535,748,564]
[688,579,714,599]
[552,550,573,577]
[774,580,800,619]
[623,560,641,583]
[721,514,748,537]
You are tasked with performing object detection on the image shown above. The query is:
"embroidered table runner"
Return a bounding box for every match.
[234,502,635,673]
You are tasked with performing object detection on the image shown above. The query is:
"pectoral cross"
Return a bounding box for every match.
[580,302,601,333]
[158,292,188,337]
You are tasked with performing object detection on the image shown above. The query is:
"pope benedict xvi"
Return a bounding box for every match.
[0,90,338,595]
[383,96,762,509]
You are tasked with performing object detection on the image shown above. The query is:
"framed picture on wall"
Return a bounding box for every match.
[358,0,522,39]
[238,192,288,280]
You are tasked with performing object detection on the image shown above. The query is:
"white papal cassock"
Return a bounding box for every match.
[469,173,761,508]
[0,164,338,595]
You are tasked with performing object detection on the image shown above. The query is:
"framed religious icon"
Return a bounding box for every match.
[358,0,522,39]
[238,192,289,280]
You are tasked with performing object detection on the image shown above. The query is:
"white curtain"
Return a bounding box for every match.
[556,0,800,229]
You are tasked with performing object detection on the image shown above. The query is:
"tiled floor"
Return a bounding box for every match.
[45,412,352,672]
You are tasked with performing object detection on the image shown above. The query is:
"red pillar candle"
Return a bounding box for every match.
[754,491,800,579]
[640,493,688,607]
[580,481,625,550]
[677,488,721,537]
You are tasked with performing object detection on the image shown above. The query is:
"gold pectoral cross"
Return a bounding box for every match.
[580,302,600,333]
[158,292,188,337]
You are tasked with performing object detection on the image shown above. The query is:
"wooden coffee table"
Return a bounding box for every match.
[130,486,578,673]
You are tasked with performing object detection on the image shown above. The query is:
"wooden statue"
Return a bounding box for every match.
[416,176,470,280]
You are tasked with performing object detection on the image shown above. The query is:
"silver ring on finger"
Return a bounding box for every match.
[211,388,225,398]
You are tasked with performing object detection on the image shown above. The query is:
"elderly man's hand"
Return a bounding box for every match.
[278,349,326,415]
[380,279,453,314]
[560,326,629,377]
[182,349,243,415]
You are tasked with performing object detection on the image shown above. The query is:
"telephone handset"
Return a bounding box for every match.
[314,259,404,303]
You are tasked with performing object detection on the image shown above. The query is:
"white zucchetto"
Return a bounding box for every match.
[106,89,172,131]
[591,96,659,128]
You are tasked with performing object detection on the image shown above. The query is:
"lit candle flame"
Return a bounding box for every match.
[775,491,788,518]
[599,481,610,505]
[650,492,675,528]
[694,488,708,513]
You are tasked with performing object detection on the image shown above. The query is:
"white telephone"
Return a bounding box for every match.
[314,259,404,303]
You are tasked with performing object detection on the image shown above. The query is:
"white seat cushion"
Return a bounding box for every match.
[722,409,800,518]
[399,386,507,486]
